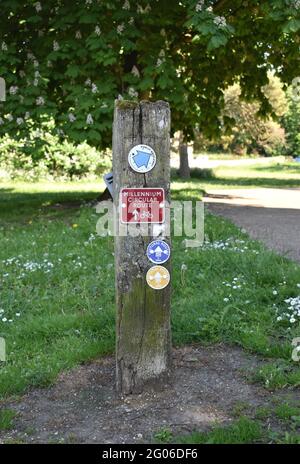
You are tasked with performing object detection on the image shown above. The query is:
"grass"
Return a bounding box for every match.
[0,408,17,431]
[172,159,300,189]
[0,172,300,402]
[173,417,263,444]
[0,168,300,444]
[275,403,300,421]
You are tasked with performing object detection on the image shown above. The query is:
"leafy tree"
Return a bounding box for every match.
[0,0,300,174]
[262,73,288,118]
[282,86,300,155]
[221,78,287,155]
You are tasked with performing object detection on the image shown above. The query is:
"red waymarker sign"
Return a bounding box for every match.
[120,188,165,224]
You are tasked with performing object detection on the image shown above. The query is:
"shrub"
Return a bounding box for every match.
[0,131,111,181]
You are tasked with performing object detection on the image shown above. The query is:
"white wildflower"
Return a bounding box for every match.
[34,2,42,12]
[117,23,125,34]
[36,96,45,106]
[75,30,82,39]
[128,87,138,98]
[95,25,101,36]
[25,112,30,119]
[16,117,24,125]
[68,113,76,122]
[7,114,13,122]
[85,78,92,86]
[0,117,4,125]
[214,16,227,28]
[53,40,60,51]
[131,65,140,77]
[137,3,151,13]
[123,0,130,10]
[9,86,18,95]
[91,83,98,93]
[196,0,205,12]
[2,42,7,51]
[86,113,93,124]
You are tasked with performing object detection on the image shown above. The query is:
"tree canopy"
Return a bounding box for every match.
[0,0,300,148]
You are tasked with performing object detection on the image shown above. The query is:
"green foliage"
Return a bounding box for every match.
[0,409,17,431]
[0,130,111,180]
[153,427,173,443]
[0,0,299,147]
[282,89,300,156]
[194,74,289,156]
[174,417,262,444]
[220,81,286,156]
[275,403,300,421]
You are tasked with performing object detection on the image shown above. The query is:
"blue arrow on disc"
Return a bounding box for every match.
[133,151,151,169]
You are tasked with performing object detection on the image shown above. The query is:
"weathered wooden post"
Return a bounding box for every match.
[113,100,171,395]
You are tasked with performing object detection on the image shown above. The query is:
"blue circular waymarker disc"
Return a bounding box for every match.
[146,240,170,264]
[128,144,156,173]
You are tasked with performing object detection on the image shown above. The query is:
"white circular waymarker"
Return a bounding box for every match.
[128,144,156,173]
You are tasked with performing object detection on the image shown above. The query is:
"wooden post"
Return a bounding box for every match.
[113,100,171,395]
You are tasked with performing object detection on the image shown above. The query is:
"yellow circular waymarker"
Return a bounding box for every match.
[146,265,170,290]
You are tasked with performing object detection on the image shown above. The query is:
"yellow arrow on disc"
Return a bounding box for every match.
[146,265,170,290]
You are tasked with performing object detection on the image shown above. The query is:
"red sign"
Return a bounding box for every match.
[120,188,165,224]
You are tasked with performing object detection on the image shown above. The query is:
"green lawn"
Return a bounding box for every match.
[172,159,300,189]
[0,177,300,442]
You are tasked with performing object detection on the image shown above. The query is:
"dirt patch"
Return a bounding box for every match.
[0,344,278,444]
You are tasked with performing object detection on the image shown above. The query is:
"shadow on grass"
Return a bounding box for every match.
[0,188,101,222]
[253,163,300,174]
[171,171,300,189]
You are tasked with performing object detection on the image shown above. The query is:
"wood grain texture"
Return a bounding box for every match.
[113,100,171,394]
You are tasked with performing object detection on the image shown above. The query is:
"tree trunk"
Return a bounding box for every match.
[179,141,190,179]
[113,100,172,395]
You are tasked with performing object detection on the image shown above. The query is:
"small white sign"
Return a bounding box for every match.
[128,144,156,173]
